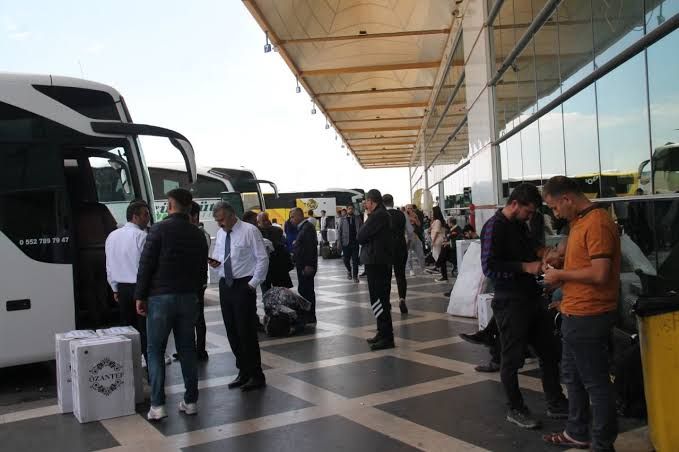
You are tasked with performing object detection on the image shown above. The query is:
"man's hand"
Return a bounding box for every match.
[543,267,562,286]
[522,261,542,275]
[303,265,315,276]
[547,299,562,311]
[113,292,119,303]
[136,299,147,317]
[247,284,257,293]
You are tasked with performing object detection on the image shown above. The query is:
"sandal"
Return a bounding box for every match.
[542,431,590,449]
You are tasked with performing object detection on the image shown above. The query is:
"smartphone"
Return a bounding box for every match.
[208,257,221,266]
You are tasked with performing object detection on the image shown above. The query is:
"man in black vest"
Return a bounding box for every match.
[357,189,394,351]
[383,194,409,314]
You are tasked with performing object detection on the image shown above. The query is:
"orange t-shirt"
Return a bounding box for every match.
[561,206,621,316]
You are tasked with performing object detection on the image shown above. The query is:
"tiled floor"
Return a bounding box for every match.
[0,259,651,451]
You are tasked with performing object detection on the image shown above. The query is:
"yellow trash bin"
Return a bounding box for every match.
[635,296,679,452]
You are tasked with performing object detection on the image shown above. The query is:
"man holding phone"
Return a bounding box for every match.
[210,201,269,391]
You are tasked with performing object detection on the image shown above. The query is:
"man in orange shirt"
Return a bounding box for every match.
[542,176,620,452]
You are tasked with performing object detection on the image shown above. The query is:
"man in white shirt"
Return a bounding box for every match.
[307,209,317,229]
[105,200,150,360]
[211,201,269,391]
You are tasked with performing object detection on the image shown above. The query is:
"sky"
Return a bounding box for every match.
[0,0,412,205]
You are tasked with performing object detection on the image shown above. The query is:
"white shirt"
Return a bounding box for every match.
[211,219,269,288]
[105,222,147,292]
[320,215,327,230]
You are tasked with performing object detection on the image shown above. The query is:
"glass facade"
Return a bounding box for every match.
[409,0,679,275]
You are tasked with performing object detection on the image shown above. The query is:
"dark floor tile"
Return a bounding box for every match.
[317,306,383,327]
[409,283,454,294]
[0,361,57,410]
[418,341,493,366]
[139,384,312,435]
[289,356,458,398]
[182,415,419,452]
[393,319,476,342]
[402,298,450,313]
[207,323,325,343]
[164,352,270,386]
[262,335,369,363]
[0,414,118,452]
[377,380,564,451]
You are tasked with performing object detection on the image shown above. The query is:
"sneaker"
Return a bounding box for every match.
[366,334,381,344]
[147,405,167,421]
[474,361,500,373]
[459,331,494,347]
[546,398,569,419]
[434,277,448,282]
[164,354,172,365]
[179,400,198,415]
[506,407,541,429]
[197,350,209,362]
[346,273,352,280]
[399,299,408,314]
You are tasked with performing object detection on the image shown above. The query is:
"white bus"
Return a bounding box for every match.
[0,73,197,367]
[147,164,278,239]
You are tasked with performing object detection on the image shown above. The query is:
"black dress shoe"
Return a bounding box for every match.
[366,334,381,344]
[197,351,209,362]
[227,374,248,389]
[240,377,266,392]
[399,299,408,314]
[459,331,494,347]
[370,337,395,351]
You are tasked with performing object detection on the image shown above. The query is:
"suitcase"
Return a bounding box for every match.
[320,243,341,259]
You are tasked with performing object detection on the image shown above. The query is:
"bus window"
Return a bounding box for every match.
[0,143,71,264]
[89,149,136,224]
[148,167,190,199]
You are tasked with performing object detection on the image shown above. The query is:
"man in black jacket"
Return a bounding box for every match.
[383,194,409,314]
[480,183,567,429]
[358,189,394,350]
[135,188,208,421]
[291,207,318,324]
[336,204,363,282]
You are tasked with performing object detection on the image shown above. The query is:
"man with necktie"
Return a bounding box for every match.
[211,201,269,391]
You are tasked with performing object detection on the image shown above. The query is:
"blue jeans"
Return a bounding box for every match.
[146,293,198,407]
[561,312,617,451]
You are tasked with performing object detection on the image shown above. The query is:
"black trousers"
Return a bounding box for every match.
[436,247,449,279]
[392,252,407,300]
[342,242,360,277]
[365,264,393,338]
[219,277,264,379]
[492,296,565,410]
[195,287,206,354]
[117,282,147,363]
[296,267,316,321]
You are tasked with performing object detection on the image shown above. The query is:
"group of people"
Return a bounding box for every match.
[104,176,619,451]
[104,187,417,421]
[458,177,621,452]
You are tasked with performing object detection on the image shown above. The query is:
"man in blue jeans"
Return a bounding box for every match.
[135,188,208,421]
[543,176,621,452]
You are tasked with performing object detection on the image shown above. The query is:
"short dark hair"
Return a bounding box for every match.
[308,209,314,216]
[271,218,278,224]
[190,201,201,217]
[126,200,148,222]
[166,188,192,213]
[382,194,394,207]
[507,183,542,208]
[543,176,582,198]
[242,210,258,225]
[321,210,326,215]
[366,189,383,204]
